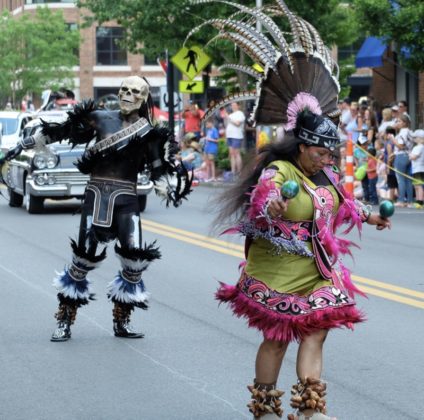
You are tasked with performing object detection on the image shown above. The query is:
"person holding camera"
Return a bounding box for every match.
[182,102,204,140]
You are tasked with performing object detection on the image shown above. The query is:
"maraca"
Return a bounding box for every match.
[379,200,395,219]
[281,180,299,201]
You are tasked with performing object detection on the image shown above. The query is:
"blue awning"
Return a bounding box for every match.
[355,37,387,68]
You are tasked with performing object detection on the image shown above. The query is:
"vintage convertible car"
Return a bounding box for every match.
[3,112,153,214]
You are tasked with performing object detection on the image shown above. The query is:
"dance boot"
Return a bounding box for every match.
[247,381,284,419]
[287,378,337,420]
[112,302,144,338]
[51,303,78,342]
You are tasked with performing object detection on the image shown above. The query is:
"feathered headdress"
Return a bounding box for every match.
[186,0,340,150]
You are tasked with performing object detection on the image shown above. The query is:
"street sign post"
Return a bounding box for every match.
[179,80,204,94]
[171,46,211,80]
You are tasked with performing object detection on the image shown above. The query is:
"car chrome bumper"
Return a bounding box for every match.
[27,170,154,198]
[26,170,89,197]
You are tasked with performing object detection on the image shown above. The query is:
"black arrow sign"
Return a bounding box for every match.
[186,82,197,91]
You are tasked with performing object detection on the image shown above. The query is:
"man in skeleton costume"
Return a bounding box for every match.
[4,75,191,342]
[187,1,391,420]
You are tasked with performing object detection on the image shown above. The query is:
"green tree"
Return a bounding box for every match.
[0,8,79,107]
[78,0,358,92]
[353,0,424,71]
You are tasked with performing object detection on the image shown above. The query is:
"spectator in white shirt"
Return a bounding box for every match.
[223,102,245,178]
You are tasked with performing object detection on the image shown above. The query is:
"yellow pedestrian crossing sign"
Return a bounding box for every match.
[171,46,211,80]
[179,80,205,94]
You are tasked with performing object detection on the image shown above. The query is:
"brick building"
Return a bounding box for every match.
[0,0,166,104]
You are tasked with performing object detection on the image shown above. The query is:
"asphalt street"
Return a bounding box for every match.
[0,185,423,420]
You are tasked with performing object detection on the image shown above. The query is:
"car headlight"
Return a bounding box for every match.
[46,155,58,169]
[33,153,58,169]
[33,155,47,169]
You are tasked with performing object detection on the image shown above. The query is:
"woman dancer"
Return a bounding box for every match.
[187,1,391,418]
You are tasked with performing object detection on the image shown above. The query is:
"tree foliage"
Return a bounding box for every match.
[353,0,424,71]
[0,8,79,106]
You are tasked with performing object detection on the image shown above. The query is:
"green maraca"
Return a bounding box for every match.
[379,200,395,219]
[281,180,299,201]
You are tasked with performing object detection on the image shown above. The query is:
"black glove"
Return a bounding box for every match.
[5,144,23,161]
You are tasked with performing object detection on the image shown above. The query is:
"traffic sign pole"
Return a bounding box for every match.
[166,51,175,135]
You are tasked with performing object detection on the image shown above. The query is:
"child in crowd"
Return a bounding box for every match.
[354,133,370,202]
[178,134,203,171]
[409,129,424,208]
[375,140,388,200]
[366,147,379,205]
[202,120,219,182]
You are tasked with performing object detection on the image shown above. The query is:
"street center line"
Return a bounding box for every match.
[143,218,243,251]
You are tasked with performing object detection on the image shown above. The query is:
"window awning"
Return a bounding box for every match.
[355,37,387,68]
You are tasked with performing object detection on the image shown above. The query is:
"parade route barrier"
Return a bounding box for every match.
[344,135,354,195]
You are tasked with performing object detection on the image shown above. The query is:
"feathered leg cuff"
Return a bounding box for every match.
[53,240,106,305]
[108,242,161,309]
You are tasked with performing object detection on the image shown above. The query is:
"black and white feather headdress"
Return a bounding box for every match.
[186,0,341,150]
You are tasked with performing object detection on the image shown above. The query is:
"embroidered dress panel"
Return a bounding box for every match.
[246,161,339,294]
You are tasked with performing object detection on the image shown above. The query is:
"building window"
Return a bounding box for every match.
[25,1,75,4]
[67,23,79,59]
[144,53,157,66]
[96,27,127,66]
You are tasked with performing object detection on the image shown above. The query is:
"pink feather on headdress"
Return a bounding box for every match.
[284,92,322,131]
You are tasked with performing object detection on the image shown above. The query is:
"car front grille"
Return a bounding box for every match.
[53,173,89,184]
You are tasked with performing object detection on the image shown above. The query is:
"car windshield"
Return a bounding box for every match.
[0,117,18,135]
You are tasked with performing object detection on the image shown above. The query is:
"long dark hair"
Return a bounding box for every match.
[212,134,302,229]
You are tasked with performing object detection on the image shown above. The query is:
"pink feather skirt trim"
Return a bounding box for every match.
[216,275,366,343]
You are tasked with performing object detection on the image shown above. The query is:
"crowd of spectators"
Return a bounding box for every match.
[177,96,424,207]
[338,97,424,209]
[177,100,253,184]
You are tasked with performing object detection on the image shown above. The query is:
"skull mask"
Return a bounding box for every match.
[118,76,149,115]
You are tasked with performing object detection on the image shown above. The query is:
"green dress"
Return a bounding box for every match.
[216,160,366,342]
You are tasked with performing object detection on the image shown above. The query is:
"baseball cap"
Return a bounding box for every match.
[411,129,424,138]
[391,105,399,111]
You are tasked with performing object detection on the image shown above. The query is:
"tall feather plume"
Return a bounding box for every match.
[189,0,340,125]
[210,31,276,72]
[274,0,303,50]
[302,19,327,58]
[219,64,263,80]
[185,18,277,62]
[190,0,294,72]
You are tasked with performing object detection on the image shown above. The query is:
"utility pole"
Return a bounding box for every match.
[166,50,175,135]
[256,0,262,32]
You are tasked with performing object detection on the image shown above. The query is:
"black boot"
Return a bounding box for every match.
[51,303,77,342]
[112,302,144,338]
